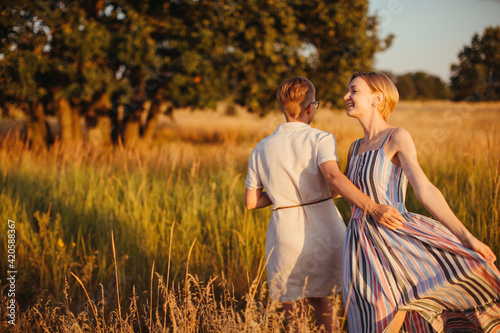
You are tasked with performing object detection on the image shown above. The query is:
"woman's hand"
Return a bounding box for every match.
[461,235,497,262]
[367,203,404,230]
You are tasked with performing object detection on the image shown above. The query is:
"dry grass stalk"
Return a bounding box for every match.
[111,230,123,332]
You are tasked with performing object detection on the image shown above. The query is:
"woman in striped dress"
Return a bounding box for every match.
[342,71,500,332]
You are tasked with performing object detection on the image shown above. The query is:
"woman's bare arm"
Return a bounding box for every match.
[320,160,404,230]
[389,128,496,262]
[330,142,356,199]
[245,188,272,209]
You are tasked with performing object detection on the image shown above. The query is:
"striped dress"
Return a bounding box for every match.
[343,128,500,333]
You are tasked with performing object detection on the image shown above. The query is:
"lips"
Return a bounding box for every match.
[346,102,354,108]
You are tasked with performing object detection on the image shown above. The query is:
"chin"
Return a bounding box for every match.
[346,109,357,118]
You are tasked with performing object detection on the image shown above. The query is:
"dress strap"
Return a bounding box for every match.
[352,139,362,156]
[379,128,398,150]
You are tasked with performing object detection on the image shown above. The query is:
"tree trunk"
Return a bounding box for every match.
[72,105,81,144]
[28,102,48,145]
[122,107,141,147]
[111,104,125,145]
[141,100,165,144]
[58,97,75,144]
[58,97,82,145]
[84,93,112,146]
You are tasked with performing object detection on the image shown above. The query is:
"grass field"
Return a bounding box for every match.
[1,101,499,332]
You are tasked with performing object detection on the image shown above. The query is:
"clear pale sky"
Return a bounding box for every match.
[368,0,500,82]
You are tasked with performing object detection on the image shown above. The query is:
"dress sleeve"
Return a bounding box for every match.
[317,133,339,165]
[245,148,263,190]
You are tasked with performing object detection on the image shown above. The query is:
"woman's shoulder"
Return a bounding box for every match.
[388,127,416,151]
[391,127,413,141]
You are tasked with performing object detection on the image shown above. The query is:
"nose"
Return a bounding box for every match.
[343,92,350,100]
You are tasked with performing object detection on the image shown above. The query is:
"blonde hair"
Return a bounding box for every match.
[347,72,399,120]
[276,77,315,119]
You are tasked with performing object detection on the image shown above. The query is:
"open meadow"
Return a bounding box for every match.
[1,101,499,332]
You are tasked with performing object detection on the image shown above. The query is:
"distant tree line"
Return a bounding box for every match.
[0,0,391,146]
[391,71,450,100]
[384,26,500,102]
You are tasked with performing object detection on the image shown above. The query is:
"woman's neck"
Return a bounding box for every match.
[357,113,390,141]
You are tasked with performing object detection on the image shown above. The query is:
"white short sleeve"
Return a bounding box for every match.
[317,133,338,165]
[245,148,263,190]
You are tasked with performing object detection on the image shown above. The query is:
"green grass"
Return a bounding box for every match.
[0,103,499,331]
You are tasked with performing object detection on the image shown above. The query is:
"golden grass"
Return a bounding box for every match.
[0,101,499,332]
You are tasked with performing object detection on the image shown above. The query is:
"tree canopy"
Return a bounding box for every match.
[450,25,500,101]
[0,0,391,145]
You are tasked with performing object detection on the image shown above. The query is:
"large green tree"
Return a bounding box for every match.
[0,0,390,146]
[450,26,500,101]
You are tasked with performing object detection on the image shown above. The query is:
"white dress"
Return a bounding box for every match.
[245,122,346,301]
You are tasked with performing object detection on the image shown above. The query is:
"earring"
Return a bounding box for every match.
[372,103,377,108]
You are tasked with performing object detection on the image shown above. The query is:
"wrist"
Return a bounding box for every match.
[456,230,474,244]
[365,199,377,214]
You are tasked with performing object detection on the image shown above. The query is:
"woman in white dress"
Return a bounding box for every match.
[245,76,404,332]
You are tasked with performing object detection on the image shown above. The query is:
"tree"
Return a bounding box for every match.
[0,0,117,144]
[450,26,500,101]
[0,0,53,143]
[0,0,390,145]
[292,0,393,108]
[217,0,307,113]
[0,0,166,146]
[394,71,450,100]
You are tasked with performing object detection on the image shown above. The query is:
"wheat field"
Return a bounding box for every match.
[0,101,499,332]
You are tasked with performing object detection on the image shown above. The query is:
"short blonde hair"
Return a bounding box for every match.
[347,72,399,120]
[276,77,315,118]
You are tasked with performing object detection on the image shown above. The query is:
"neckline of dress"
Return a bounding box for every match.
[277,122,310,131]
[353,128,397,157]
[351,145,404,170]
[352,146,385,158]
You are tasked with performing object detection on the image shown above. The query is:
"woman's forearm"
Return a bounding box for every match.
[320,161,404,229]
[415,185,472,242]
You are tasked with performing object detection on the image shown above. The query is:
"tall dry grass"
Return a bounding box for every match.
[0,101,499,331]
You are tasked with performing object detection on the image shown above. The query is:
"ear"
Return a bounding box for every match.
[305,104,312,115]
[373,91,384,104]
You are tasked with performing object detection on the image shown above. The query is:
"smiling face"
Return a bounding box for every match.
[343,77,379,118]
[344,72,399,120]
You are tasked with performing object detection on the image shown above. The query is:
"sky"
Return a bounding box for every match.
[368,0,500,82]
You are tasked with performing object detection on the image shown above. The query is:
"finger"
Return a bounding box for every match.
[479,247,496,262]
[388,208,405,222]
[394,212,405,222]
[390,216,403,228]
[484,248,497,262]
[385,223,397,231]
[386,218,402,230]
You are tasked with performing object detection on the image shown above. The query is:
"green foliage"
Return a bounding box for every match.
[0,0,51,103]
[450,26,500,101]
[0,0,388,128]
[394,71,450,100]
[293,0,392,108]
